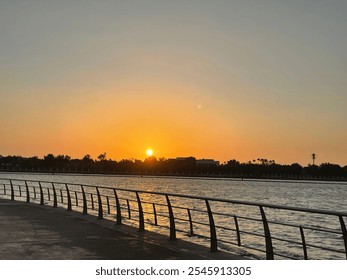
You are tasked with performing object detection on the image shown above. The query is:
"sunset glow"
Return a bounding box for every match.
[1,1,346,165]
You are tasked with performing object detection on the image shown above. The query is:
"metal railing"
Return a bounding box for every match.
[0,178,346,260]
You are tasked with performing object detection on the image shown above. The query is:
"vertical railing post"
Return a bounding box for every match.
[10,180,14,201]
[205,199,218,252]
[81,186,87,215]
[3,184,6,195]
[259,206,274,260]
[234,215,241,247]
[126,199,131,219]
[66,184,72,211]
[39,182,44,205]
[153,203,158,226]
[136,192,145,231]
[166,195,176,240]
[74,191,78,206]
[33,186,37,199]
[299,226,308,260]
[91,193,94,210]
[96,187,103,219]
[106,196,110,214]
[60,189,63,203]
[114,190,122,225]
[52,183,57,208]
[25,181,30,203]
[19,185,22,197]
[187,208,194,236]
[47,188,50,201]
[339,215,347,260]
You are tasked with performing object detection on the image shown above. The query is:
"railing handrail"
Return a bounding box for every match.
[1,177,346,217]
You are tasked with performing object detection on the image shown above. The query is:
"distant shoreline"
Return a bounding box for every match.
[1,170,347,184]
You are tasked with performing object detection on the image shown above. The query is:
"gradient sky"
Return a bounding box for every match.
[1,0,347,165]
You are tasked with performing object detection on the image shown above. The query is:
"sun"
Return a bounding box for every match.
[146,149,153,156]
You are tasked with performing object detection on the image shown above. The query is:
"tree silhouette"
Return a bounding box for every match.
[83,154,92,161]
[1,153,347,180]
[97,152,107,161]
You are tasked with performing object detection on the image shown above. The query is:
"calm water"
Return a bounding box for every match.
[1,172,346,259]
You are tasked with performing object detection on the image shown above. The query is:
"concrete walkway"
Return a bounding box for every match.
[0,199,246,260]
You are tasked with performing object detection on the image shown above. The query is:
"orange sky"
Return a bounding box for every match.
[1,1,347,165]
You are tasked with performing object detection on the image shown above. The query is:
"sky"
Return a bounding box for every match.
[1,0,347,165]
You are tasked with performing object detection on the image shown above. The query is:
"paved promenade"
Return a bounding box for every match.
[0,199,246,260]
